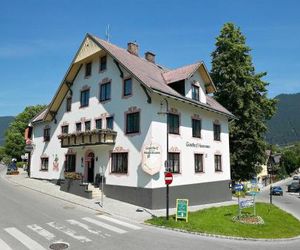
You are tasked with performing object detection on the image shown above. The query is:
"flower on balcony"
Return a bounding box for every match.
[64,172,82,180]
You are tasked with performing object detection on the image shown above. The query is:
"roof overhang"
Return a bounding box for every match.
[151,88,235,119]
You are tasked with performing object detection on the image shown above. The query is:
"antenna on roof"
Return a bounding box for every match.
[105,24,110,42]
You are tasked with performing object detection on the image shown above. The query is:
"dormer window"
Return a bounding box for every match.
[85,62,92,77]
[192,84,200,101]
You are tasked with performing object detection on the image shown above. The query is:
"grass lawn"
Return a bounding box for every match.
[146,203,300,239]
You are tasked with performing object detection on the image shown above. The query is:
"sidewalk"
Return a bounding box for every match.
[1,166,236,223]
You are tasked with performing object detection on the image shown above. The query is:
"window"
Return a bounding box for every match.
[100,82,111,102]
[43,128,50,142]
[168,153,180,173]
[76,122,82,132]
[96,119,102,129]
[80,89,90,107]
[62,125,69,134]
[213,123,221,141]
[215,155,222,172]
[123,78,132,96]
[106,116,113,129]
[126,112,140,134]
[192,85,200,101]
[85,121,91,131]
[66,97,72,112]
[65,154,76,172]
[192,119,201,138]
[111,153,128,173]
[195,154,204,173]
[100,56,107,71]
[85,62,92,77]
[168,113,179,134]
[41,157,49,171]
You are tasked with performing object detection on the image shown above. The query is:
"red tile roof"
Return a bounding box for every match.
[91,35,233,118]
[162,62,201,84]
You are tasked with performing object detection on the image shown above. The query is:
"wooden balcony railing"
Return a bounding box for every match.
[58,129,117,148]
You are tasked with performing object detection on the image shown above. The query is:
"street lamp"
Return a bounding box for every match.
[157,98,170,220]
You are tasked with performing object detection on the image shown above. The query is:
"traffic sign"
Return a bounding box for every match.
[164,172,173,185]
[234,184,244,191]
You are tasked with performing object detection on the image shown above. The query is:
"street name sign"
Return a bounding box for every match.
[176,199,189,222]
[234,184,244,191]
[239,199,254,209]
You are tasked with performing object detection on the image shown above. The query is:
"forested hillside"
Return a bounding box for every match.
[266,93,300,145]
[0,116,15,145]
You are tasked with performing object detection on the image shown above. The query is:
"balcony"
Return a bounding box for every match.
[58,129,117,148]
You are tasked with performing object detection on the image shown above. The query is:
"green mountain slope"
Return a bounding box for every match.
[0,116,15,146]
[266,93,300,145]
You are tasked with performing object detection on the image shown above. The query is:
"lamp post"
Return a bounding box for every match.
[268,153,273,205]
[157,98,170,220]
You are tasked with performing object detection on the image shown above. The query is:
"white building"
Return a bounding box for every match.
[26,34,234,209]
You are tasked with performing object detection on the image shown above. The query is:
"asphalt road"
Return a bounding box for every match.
[256,178,300,220]
[0,165,299,250]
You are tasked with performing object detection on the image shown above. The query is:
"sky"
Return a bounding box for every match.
[0,0,299,116]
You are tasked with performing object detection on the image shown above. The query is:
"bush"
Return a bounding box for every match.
[16,162,27,168]
[2,155,12,166]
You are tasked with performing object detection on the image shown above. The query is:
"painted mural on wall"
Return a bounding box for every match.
[142,142,162,175]
[53,154,59,172]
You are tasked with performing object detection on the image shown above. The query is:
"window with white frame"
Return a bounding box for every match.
[111,152,128,173]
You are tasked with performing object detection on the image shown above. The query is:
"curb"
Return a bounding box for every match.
[144,223,300,242]
[2,173,109,215]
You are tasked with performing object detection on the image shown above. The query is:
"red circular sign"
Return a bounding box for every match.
[164,172,173,185]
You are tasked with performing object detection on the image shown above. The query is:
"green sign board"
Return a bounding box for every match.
[176,199,189,222]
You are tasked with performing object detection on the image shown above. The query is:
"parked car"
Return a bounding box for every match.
[287,182,300,192]
[292,175,300,181]
[271,186,283,196]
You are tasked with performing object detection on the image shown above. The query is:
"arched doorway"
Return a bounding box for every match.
[85,152,95,183]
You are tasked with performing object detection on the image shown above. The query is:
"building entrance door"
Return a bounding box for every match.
[87,152,95,183]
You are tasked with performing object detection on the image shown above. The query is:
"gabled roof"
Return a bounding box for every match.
[43,33,233,122]
[31,108,48,124]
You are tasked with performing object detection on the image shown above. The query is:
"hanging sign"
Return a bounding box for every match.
[176,199,189,222]
[142,142,162,175]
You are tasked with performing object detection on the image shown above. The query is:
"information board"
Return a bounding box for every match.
[176,199,189,222]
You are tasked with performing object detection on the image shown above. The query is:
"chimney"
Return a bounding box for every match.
[145,51,155,63]
[127,42,139,56]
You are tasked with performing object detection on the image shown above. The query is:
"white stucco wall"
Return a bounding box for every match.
[30,50,230,190]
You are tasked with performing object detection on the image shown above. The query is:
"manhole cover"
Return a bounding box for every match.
[49,242,69,250]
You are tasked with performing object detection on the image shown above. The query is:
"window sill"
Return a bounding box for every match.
[125,131,140,137]
[99,69,107,73]
[195,171,205,174]
[84,75,91,79]
[99,99,111,104]
[40,169,49,172]
[79,105,89,109]
[122,94,132,99]
[215,170,223,173]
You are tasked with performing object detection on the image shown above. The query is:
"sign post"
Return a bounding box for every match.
[164,172,173,220]
[234,183,244,219]
[176,199,189,222]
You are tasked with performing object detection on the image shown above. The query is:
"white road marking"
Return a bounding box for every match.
[82,217,127,234]
[47,222,91,243]
[66,219,103,235]
[4,227,46,250]
[0,238,12,250]
[97,215,142,230]
[27,224,56,241]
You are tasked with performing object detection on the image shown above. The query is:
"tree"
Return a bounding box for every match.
[4,105,46,159]
[211,23,277,180]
